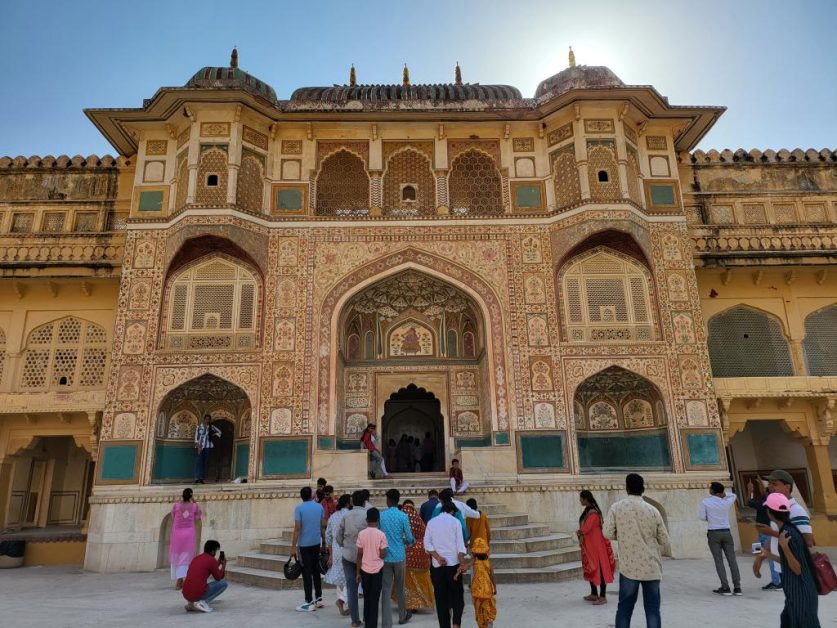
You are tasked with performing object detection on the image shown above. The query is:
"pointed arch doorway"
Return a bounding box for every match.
[382,384,444,473]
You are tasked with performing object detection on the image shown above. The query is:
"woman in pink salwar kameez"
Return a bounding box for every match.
[170,488,203,589]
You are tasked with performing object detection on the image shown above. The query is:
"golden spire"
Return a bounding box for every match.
[349,64,357,87]
[455,62,462,86]
[402,64,410,86]
[568,46,576,68]
[230,46,239,69]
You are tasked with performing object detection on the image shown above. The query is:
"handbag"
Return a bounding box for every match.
[283,555,302,580]
[813,552,837,595]
[318,549,330,575]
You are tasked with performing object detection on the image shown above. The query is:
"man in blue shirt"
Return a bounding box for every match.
[419,489,439,524]
[379,488,415,626]
[291,486,325,612]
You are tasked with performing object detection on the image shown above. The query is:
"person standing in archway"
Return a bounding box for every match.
[194,415,221,484]
[169,488,203,590]
[361,423,388,478]
[421,432,435,472]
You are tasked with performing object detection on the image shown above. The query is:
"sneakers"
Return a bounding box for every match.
[733,588,743,596]
[193,601,213,612]
[295,601,317,612]
[314,597,325,609]
[398,610,413,624]
[713,586,732,596]
[762,582,781,591]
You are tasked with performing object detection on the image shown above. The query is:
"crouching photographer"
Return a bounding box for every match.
[182,539,228,613]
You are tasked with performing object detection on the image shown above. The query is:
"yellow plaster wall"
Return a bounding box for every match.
[23,540,86,566]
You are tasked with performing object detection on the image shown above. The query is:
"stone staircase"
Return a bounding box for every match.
[226,501,582,588]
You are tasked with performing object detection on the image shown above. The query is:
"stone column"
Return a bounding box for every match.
[227,121,242,205]
[804,440,837,514]
[186,121,199,204]
[369,171,382,215]
[573,121,591,201]
[0,458,15,530]
[789,339,808,376]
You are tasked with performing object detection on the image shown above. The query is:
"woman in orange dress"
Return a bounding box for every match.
[577,490,615,605]
[401,500,435,611]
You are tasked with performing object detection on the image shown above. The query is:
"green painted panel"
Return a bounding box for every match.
[494,431,510,445]
[687,434,721,466]
[100,444,138,481]
[337,439,362,450]
[262,439,309,476]
[515,185,542,209]
[153,442,195,480]
[520,434,564,469]
[138,190,164,211]
[578,432,671,471]
[455,436,491,448]
[317,436,335,450]
[234,443,250,478]
[277,189,303,210]
[650,184,676,206]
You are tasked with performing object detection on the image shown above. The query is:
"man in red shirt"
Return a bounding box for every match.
[182,540,228,613]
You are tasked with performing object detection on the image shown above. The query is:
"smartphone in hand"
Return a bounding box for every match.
[219,550,226,562]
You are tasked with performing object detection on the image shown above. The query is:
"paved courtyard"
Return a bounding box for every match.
[3,553,836,627]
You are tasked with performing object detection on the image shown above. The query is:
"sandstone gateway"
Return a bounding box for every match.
[0,50,834,576]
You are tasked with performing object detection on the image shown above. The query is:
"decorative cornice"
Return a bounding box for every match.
[683,148,837,165]
[0,155,128,170]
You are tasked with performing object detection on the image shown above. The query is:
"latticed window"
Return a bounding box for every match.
[316,150,370,214]
[551,147,581,209]
[236,152,264,212]
[707,306,794,377]
[19,317,108,390]
[195,147,228,205]
[164,256,259,351]
[587,143,622,202]
[448,149,504,215]
[382,149,435,215]
[802,305,837,375]
[559,248,654,342]
[41,212,66,232]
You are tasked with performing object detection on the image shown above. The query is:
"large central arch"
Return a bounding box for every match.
[315,248,510,444]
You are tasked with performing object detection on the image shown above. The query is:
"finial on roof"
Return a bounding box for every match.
[349,64,357,87]
[230,47,239,69]
[403,64,410,87]
[568,46,576,68]
[455,62,462,86]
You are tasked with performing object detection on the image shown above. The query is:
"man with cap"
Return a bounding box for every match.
[759,469,814,589]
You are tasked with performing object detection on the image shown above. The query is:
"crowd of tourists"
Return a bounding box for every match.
[168,463,829,627]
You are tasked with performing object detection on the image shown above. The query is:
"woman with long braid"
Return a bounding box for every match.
[577,490,616,605]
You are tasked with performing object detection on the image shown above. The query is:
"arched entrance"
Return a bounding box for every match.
[382,384,444,472]
[335,269,492,457]
[152,374,251,483]
[574,366,671,472]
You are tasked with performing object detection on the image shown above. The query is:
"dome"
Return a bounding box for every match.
[186,51,277,103]
[535,65,624,99]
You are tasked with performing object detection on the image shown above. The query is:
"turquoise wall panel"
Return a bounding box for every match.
[277,189,303,210]
[455,436,491,448]
[100,443,138,481]
[494,431,510,445]
[153,442,195,480]
[520,434,565,469]
[687,434,721,466]
[138,190,164,211]
[515,185,542,208]
[262,439,309,476]
[650,184,675,206]
[337,439,362,450]
[578,432,671,471]
[234,443,250,478]
[318,436,335,450]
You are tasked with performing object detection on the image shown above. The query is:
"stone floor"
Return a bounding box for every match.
[3,553,836,627]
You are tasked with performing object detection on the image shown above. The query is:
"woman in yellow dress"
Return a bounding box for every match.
[468,537,497,628]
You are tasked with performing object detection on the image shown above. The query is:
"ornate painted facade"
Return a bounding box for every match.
[0,50,834,571]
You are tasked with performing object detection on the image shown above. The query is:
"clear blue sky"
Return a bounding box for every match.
[1,0,835,156]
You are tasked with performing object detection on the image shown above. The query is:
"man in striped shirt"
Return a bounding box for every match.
[194,414,221,484]
[758,469,814,578]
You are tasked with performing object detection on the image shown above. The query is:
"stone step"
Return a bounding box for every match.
[228,559,583,589]
[490,523,551,540]
[490,533,575,554]
[489,546,581,569]
[260,539,293,556]
[485,513,528,527]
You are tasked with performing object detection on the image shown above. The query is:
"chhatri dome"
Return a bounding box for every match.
[534,46,624,99]
[185,47,278,103]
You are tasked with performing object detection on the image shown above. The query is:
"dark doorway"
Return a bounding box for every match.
[206,419,235,482]
[382,384,444,473]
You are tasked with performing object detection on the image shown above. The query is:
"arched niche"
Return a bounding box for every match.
[707,306,794,377]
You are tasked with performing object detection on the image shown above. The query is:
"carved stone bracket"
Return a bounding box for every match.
[814,396,836,445]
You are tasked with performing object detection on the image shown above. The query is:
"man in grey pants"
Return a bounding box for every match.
[336,490,368,626]
[698,482,742,596]
[379,488,415,626]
